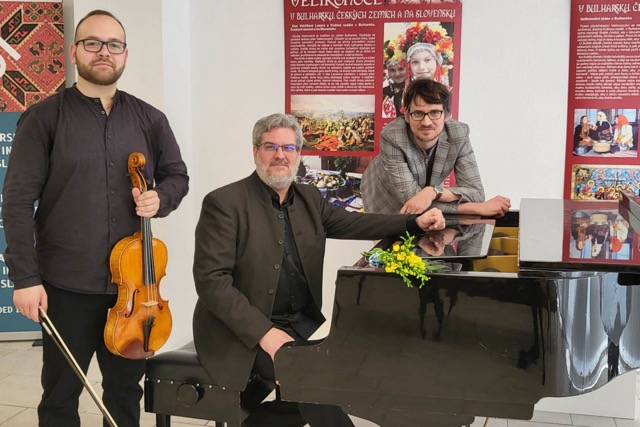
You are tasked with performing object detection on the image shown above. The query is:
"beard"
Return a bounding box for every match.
[255,156,300,190]
[76,60,125,86]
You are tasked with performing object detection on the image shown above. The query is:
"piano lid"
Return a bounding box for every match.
[519,198,640,273]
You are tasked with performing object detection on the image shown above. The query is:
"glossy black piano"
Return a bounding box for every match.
[274,198,640,427]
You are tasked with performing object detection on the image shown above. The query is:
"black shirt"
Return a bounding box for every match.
[261,181,422,339]
[264,184,316,338]
[2,85,189,293]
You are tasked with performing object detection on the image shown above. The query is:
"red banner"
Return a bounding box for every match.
[564,0,640,201]
[284,0,462,159]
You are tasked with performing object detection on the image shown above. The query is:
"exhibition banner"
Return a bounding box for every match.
[564,0,640,201]
[0,1,64,335]
[284,0,462,210]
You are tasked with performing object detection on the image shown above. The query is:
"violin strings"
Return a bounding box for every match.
[142,217,158,305]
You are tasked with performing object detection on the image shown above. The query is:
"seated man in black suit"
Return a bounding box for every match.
[192,113,446,426]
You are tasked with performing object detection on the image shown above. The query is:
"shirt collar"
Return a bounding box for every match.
[261,180,295,208]
[71,83,121,106]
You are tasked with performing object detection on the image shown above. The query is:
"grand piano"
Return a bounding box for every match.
[273,197,640,427]
[145,196,640,427]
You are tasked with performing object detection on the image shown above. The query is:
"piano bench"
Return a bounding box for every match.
[144,341,275,427]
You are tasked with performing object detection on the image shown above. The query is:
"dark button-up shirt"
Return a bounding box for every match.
[264,185,313,336]
[2,85,189,294]
[262,181,422,338]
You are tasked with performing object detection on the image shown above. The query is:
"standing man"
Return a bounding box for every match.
[193,113,444,427]
[2,10,189,427]
[362,78,510,216]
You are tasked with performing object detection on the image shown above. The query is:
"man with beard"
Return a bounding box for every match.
[362,78,510,216]
[192,113,445,427]
[2,10,189,427]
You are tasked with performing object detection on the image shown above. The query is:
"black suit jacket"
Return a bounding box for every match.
[193,172,411,390]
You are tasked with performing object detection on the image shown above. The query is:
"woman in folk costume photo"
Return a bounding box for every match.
[382,21,454,118]
[613,114,634,150]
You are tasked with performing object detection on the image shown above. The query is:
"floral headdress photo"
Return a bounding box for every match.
[382,22,454,117]
[383,22,454,87]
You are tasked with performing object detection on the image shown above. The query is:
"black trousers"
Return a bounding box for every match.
[38,283,145,427]
[242,328,355,427]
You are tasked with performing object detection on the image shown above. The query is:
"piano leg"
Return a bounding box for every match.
[156,414,170,426]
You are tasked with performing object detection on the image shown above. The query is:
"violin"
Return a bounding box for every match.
[104,152,172,359]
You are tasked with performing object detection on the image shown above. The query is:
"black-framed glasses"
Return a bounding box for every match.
[257,143,299,153]
[75,39,127,54]
[408,110,444,121]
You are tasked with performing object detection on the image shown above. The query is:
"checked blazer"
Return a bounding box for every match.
[361,117,485,214]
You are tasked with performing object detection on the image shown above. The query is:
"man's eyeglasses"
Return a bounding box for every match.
[257,143,299,153]
[408,110,444,121]
[75,39,127,54]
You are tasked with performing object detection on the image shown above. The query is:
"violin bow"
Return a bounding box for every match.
[39,307,118,427]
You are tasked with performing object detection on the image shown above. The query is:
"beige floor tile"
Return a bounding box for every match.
[531,410,573,425]
[79,411,108,427]
[0,374,41,408]
[0,340,39,351]
[0,406,24,424]
[474,417,509,427]
[614,418,640,427]
[571,414,618,427]
[351,415,382,426]
[509,421,584,427]
[0,349,42,377]
[0,408,38,427]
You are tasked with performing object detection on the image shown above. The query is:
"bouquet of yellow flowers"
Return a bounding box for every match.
[362,232,446,288]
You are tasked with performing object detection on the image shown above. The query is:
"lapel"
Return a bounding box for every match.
[430,127,451,184]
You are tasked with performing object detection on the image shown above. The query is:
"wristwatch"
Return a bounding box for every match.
[433,184,444,201]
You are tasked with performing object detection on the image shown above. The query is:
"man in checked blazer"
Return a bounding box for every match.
[362,78,510,216]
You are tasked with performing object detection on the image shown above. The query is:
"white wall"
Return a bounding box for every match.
[459,0,570,206]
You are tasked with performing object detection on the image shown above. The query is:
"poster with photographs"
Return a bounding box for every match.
[284,0,462,211]
[564,0,640,200]
[565,201,636,264]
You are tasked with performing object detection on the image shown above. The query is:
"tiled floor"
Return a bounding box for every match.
[0,339,639,427]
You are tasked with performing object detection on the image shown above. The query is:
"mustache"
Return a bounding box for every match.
[270,160,289,166]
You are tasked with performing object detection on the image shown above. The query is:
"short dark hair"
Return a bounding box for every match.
[75,10,126,42]
[403,79,451,115]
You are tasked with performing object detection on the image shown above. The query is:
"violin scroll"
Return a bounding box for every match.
[128,152,148,193]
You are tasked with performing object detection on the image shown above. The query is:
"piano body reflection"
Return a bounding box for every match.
[274,198,640,427]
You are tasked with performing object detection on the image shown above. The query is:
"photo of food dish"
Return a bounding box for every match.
[571,108,638,158]
[568,208,633,261]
